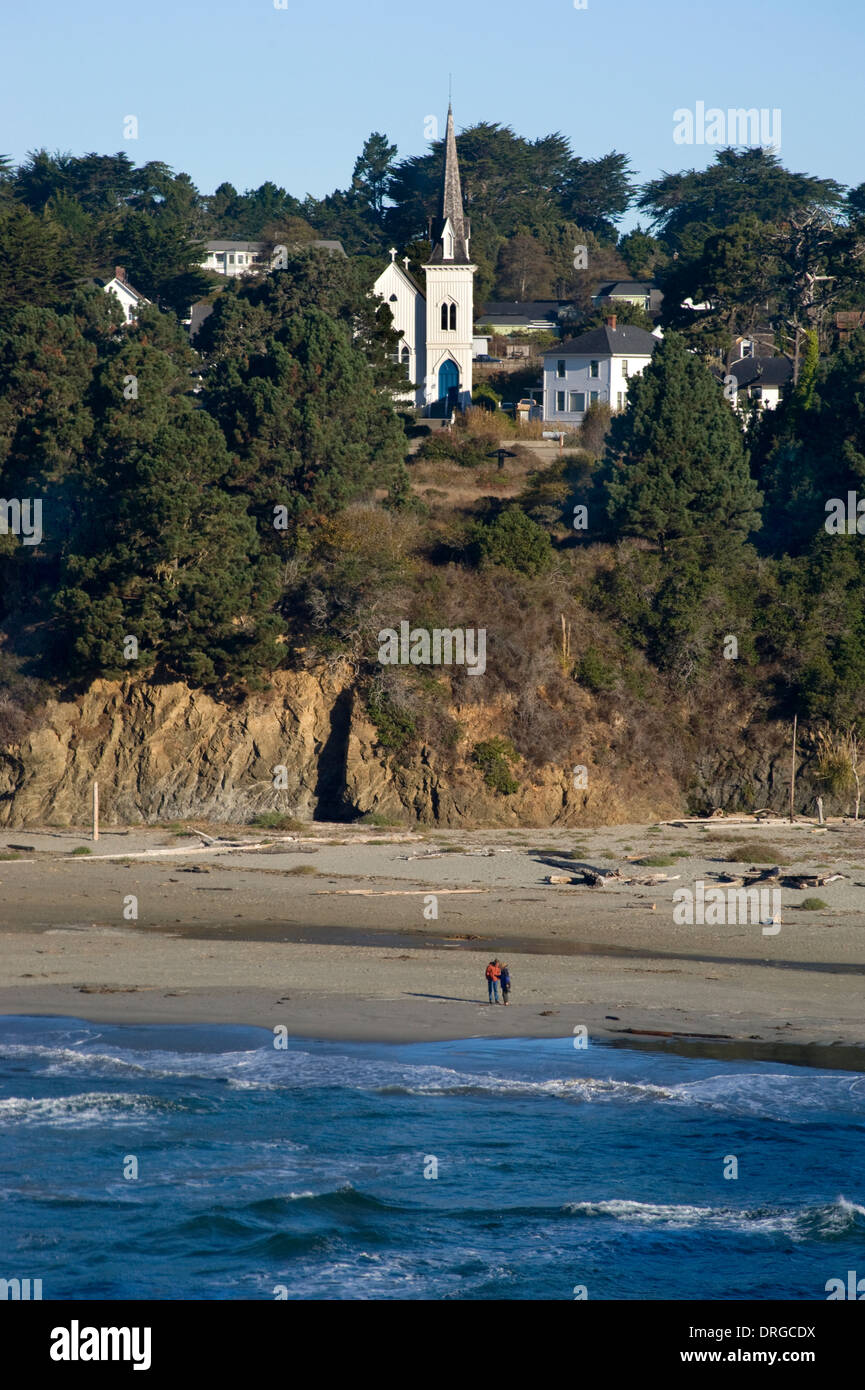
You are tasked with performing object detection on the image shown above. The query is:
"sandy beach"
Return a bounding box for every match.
[1,817,864,1067]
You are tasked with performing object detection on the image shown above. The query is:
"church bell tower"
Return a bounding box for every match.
[423,106,476,415]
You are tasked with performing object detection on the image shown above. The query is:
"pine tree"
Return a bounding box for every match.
[205,306,405,536]
[53,312,280,684]
[603,331,762,551]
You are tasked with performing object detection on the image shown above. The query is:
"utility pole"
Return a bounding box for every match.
[789,715,797,823]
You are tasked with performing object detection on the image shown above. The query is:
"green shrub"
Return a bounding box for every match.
[724,842,791,864]
[366,690,417,753]
[473,737,519,795]
[472,382,501,412]
[474,507,553,576]
[576,646,617,693]
[252,813,303,831]
[799,896,828,910]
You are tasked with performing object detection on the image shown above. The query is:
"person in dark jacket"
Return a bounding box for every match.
[499,964,511,1005]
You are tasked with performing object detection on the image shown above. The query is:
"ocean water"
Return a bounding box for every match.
[1,1016,864,1301]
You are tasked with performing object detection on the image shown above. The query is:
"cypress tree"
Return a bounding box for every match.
[603,331,762,552]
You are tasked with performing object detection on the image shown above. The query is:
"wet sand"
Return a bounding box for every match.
[1,819,864,1066]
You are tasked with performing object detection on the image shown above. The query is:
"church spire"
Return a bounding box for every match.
[440,105,466,246]
[427,105,471,264]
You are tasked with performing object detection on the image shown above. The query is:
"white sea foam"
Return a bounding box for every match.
[3,1036,865,1122]
[0,1091,174,1128]
[563,1194,865,1240]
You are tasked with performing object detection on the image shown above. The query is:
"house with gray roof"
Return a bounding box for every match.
[591,281,663,314]
[476,301,569,335]
[718,354,793,412]
[541,318,658,424]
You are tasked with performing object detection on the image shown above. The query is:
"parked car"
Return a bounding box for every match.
[474,353,503,364]
[516,398,535,410]
[499,401,515,414]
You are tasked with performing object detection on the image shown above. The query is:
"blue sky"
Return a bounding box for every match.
[2,0,862,230]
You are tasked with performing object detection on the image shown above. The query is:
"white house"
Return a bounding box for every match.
[542,319,657,424]
[591,281,663,315]
[102,266,149,323]
[201,238,345,278]
[724,354,792,412]
[372,105,475,414]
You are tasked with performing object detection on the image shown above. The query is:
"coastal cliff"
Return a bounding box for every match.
[0,669,684,828]
[0,669,830,829]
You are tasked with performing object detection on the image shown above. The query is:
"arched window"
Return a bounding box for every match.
[449,303,457,331]
[401,344,410,379]
[441,302,448,330]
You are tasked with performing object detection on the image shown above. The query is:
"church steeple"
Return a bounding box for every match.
[427,105,471,264]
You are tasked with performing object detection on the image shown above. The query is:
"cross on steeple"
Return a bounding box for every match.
[389,247,397,261]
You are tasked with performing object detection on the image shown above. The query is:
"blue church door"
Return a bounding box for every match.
[437,359,460,411]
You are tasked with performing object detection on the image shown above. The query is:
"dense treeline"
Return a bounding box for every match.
[2,136,865,795]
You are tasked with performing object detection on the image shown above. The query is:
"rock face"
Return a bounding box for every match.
[0,671,684,828]
[0,673,352,828]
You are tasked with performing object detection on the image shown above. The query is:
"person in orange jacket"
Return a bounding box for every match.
[485,958,501,1004]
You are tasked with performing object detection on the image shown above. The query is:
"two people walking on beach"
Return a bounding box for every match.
[485,959,511,1005]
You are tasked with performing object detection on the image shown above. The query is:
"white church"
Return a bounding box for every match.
[372,106,475,415]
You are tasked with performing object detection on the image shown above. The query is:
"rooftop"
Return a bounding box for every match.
[545,324,658,356]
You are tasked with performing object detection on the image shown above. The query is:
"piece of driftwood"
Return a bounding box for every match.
[744,866,782,883]
[546,870,680,888]
[782,872,847,890]
[660,816,825,830]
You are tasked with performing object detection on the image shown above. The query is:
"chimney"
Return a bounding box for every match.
[114,266,126,283]
[606,313,617,331]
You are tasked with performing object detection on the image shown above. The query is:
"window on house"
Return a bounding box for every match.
[590,360,599,378]
[228,254,235,264]
[441,303,448,330]
[556,391,566,412]
[617,392,625,409]
[569,391,585,412]
[589,391,599,404]
[401,345,411,378]
[449,303,457,330]
[621,360,629,376]
[556,359,566,378]
[389,293,398,302]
